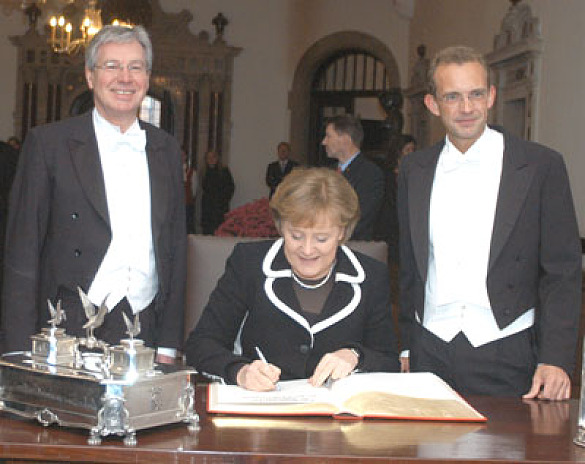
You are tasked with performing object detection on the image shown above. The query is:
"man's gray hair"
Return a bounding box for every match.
[85,25,152,71]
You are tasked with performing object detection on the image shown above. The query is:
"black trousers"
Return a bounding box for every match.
[55,287,157,348]
[410,324,537,397]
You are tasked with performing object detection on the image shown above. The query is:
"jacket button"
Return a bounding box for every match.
[74,249,82,257]
[299,344,309,354]
[71,212,79,220]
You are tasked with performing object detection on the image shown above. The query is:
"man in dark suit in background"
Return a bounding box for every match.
[1,25,186,363]
[322,114,384,241]
[398,45,581,400]
[265,142,298,198]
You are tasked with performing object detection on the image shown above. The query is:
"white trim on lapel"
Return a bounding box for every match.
[262,239,365,347]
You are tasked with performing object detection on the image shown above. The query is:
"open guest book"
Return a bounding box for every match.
[207,372,486,422]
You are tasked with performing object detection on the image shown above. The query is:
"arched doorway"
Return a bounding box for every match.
[290,31,400,165]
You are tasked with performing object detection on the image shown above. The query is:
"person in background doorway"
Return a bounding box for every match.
[322,114,384,241]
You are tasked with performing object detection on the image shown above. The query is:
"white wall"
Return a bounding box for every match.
[530,0,585,234]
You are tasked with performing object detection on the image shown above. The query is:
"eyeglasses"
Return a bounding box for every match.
[94,60,148,74]
[437,89,488,106]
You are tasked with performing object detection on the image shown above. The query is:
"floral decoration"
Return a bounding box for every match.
[215,197,279,238]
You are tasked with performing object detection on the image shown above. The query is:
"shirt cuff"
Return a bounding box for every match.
[156,347,177,358]
[400,350,410,358]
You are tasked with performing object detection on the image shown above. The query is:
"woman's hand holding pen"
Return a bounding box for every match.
[309,348,359,387]
[236,360,281,391]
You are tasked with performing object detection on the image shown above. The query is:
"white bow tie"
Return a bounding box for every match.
[108,128,147,152]
[440,149,481,173]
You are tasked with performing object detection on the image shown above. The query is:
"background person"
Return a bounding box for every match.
[265,141,299,198]
[322,115,384,241]
[186,167,399,391]
[182,147,198,234]
[201,149,234,235]
[6,136,21,153]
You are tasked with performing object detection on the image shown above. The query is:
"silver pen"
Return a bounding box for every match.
[255,346,280,390]
[255,346,268,364]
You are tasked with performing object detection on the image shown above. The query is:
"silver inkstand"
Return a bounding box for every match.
[0,288,199,446]
[30,300,77,365]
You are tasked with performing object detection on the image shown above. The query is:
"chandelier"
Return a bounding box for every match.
[2,0,151,54]
[48,0,103,54]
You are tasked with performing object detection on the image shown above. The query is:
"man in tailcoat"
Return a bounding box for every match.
[398,46,581,399]
[1,25,186,363]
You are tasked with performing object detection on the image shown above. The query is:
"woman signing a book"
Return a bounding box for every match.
[185,167,399,391]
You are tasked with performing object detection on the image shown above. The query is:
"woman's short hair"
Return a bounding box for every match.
[85,25,153,72]
[270,167,359,243]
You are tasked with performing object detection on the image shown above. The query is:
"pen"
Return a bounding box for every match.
[255,346,268,364]
[255,346,280,390]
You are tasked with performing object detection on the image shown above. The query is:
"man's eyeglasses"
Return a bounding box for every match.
[94,60,148,74]
[437,89,488,106]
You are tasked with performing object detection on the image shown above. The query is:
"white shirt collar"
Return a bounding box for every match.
[93,109,146,153]
[440,127,501,173]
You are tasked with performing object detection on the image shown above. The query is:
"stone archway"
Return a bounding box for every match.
[289,31,400,163]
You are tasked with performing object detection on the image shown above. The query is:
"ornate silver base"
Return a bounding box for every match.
[574,427,585,447]
[0,352,199,446]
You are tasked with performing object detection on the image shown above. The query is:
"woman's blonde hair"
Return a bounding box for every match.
[270,167,359,243]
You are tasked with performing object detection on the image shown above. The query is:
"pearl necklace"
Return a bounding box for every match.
[291,263,335,290]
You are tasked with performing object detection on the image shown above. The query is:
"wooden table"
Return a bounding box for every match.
[1,386,585,463]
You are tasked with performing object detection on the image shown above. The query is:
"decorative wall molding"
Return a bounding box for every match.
[404,44,430,149]
[486,0,542,140]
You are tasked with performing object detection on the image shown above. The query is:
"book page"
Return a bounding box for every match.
[207,372,485,420]
[331,372,463,400]
[209,378,343,415]
[331,373,484,420]
[214,378,331,404]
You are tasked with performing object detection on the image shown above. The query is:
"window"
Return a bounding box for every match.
[139,95,161,127]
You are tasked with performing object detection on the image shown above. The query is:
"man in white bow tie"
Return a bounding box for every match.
[397,46,581,400]
[2,25,186,364]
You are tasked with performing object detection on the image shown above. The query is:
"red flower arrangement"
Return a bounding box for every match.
[215,198,280,238]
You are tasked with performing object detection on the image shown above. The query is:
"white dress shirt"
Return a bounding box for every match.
[88,109,158,315]
[423,127,534,347]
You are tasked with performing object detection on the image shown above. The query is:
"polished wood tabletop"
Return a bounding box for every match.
[1,385,585,463]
